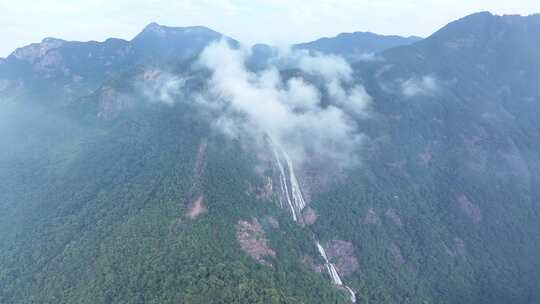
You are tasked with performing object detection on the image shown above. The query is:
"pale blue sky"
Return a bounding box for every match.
[1,0,539,57]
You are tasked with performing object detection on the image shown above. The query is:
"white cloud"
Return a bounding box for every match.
[350,52,383,62]
[401,75,439,97]
[283,78,320,111]
[297,53,353,82]
[137,69,188,106]
[196,40,369,167]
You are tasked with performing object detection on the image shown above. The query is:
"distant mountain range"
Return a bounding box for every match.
[2,11,540,304]
[295,32,421,60]
[0,23,420,107]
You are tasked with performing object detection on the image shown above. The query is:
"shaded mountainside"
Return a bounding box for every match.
[341,11,540,303]
[2,11,540,304]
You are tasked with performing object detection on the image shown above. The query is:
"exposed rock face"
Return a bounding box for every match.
[12,38,65,63]
[457,194,482,223]
[364,208,380,225]
[302,207,318,225]
[187,196,206,219]
[236,218,276,266]
[10,39,71,77]
[325,240,359,277]
[33,50,64,73]
[385,208,403,228]
[96,86,135,119]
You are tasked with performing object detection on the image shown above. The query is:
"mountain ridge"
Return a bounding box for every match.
[2,11,540,304]
[294,31,422,61]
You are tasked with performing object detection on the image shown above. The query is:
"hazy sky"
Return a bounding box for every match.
[1,0,539,57]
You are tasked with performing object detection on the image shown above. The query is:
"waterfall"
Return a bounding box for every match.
[316,241,357,303]
[316,241,343,285]
[269,139,357,303]
[283,151,307,213]
[270,142,306,222]
[345,286,357,303]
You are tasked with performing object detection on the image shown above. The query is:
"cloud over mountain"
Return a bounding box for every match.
[196,41,370,167]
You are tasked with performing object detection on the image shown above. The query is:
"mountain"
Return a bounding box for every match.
[294,32,422,61]
[346,11,540,303]
[0,36,134,105]
[131,23,235,60]
[0,23,234,106]
[2,12,540,304]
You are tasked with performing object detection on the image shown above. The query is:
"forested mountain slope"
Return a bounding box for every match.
[1,12,540,304]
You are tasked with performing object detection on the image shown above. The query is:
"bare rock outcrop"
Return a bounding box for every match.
[12,38,65,63]
[325,240,359,277]
[96,86,135,119]
[302,207,318,225]
[236,218,276,266]
[187,195,206,219]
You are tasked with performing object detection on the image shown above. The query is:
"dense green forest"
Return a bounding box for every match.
[2,11,540,304]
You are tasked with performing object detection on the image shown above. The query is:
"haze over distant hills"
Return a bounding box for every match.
[294,32,422,61]
[1,11,540,304]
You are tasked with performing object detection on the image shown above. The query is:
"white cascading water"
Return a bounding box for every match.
[316,241,343,285]
[271,143,299,221]
[345,287,357,303]
[282,151,307,213]
[269,140,357,303]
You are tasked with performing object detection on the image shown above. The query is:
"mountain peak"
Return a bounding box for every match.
[465,11,494,18]
[144,22,161,29]
[130,23,232,60]
[140,22,166,36]
[10,37,66,62]
[41,37,66,44]
[420,10,540,52]
[134,23,220,41]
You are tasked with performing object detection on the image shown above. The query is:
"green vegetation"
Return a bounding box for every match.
[0,103,347,304]
[2,11,540,304]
